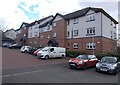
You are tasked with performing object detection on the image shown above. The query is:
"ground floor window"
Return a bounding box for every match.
[73,43,78,49]
[86,42,95,50]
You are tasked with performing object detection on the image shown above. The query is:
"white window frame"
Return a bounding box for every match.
[47,35,50,39]
[73,43,78,49]
[86,42,95,50]
[73,30,78,36]
[73,18,78,24]
[53,33,56,38]
[86,13,95,22]
[67,31,70,37]
[40,36,44,39]
[86,27,95,35]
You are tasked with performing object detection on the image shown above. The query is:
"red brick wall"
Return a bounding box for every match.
[16,27,28,45]
[52,19,67,47]
[66,37,117,54]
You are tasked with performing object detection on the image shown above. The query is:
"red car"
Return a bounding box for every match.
[34,48,42,56]
[68,55,98,69]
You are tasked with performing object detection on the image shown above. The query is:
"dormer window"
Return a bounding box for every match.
[47,24,50,30]
[86,13,95,22]
[73,18,78,24]
[67,20,70,25]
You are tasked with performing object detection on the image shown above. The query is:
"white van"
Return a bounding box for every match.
[37,47,66,59]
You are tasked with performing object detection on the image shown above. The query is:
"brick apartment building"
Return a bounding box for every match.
[16,7,118,54]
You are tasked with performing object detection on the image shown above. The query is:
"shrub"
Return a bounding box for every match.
[96,53,120,60]
[66,51,85,58]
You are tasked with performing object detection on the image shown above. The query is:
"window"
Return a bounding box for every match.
[53,22,56,27]
[111,31,113,39]
[73,43,78,49]
[73,30,78,36]
[53,33,56,38]
[40,36,44,39]
[47,35,50,39]
[73,18,78,24]
[86,13,95,22]
[35,32,38,37]
[34,41,37,44]
[47,24,50,30]
[30,33,32,38]
[67,20,70,25]
[24,34,26,37]
[67,31,70,37]
[50,48,54,52]
[24,27,26,30]
[86,27,95,35]
[114,33,116,39]
[86,42,95,50]
[67,44,69,49]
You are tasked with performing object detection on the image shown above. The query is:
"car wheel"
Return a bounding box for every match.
[82,63,88,70]
[24,50,27,53]
[45,55,49,60]
[95,68,99,72]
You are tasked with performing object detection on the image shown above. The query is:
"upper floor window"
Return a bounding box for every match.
[73,18,78,24]
[47,24,50,30]
[86,13,95,22]
[111,31,113,39]
[30,33,32,38]
[24,27,26,30]
[53,33,56,38]
[73,43,78,49]
[67,20,70,25]
[67,31,70,37]
[86,27,95,36]
[35,32,38,37]
[86,42,95,50]
[67,43,69,49]
[53,22,56,27]
[114,33,116,39]
[73,30,78,36]
[40,36,44,39]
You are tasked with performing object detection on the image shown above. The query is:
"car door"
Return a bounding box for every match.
[87,55,97,67]
[49,48,55,58]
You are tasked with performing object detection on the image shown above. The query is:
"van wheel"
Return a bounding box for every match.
[45,55,49,60]
[61,55,64,58]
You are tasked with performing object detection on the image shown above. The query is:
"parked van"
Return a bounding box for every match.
[37,47,66,59]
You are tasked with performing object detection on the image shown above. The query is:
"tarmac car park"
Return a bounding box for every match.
[2,47,119,83]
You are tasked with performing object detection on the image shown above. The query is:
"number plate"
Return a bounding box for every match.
[100,69,107,71]
[70,64,75,66]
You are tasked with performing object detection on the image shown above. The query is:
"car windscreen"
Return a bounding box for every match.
[76,55,88,60]
[101,57,116,63]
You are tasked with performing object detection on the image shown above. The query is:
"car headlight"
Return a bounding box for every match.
[96,63,100,67]
[68,60,72,62]
[110,64,117,69]
[78,61,83,64]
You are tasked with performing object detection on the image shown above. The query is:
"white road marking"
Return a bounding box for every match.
[2,70,43,78]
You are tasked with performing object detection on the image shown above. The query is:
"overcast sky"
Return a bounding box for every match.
[0,0,119,31]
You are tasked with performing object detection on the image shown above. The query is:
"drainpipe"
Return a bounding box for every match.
[101,13,103,54]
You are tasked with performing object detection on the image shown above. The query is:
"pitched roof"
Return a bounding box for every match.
[37,15,53,24]
[4,28,15,33]
[64,7,118,24]
[39,19,53,28]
